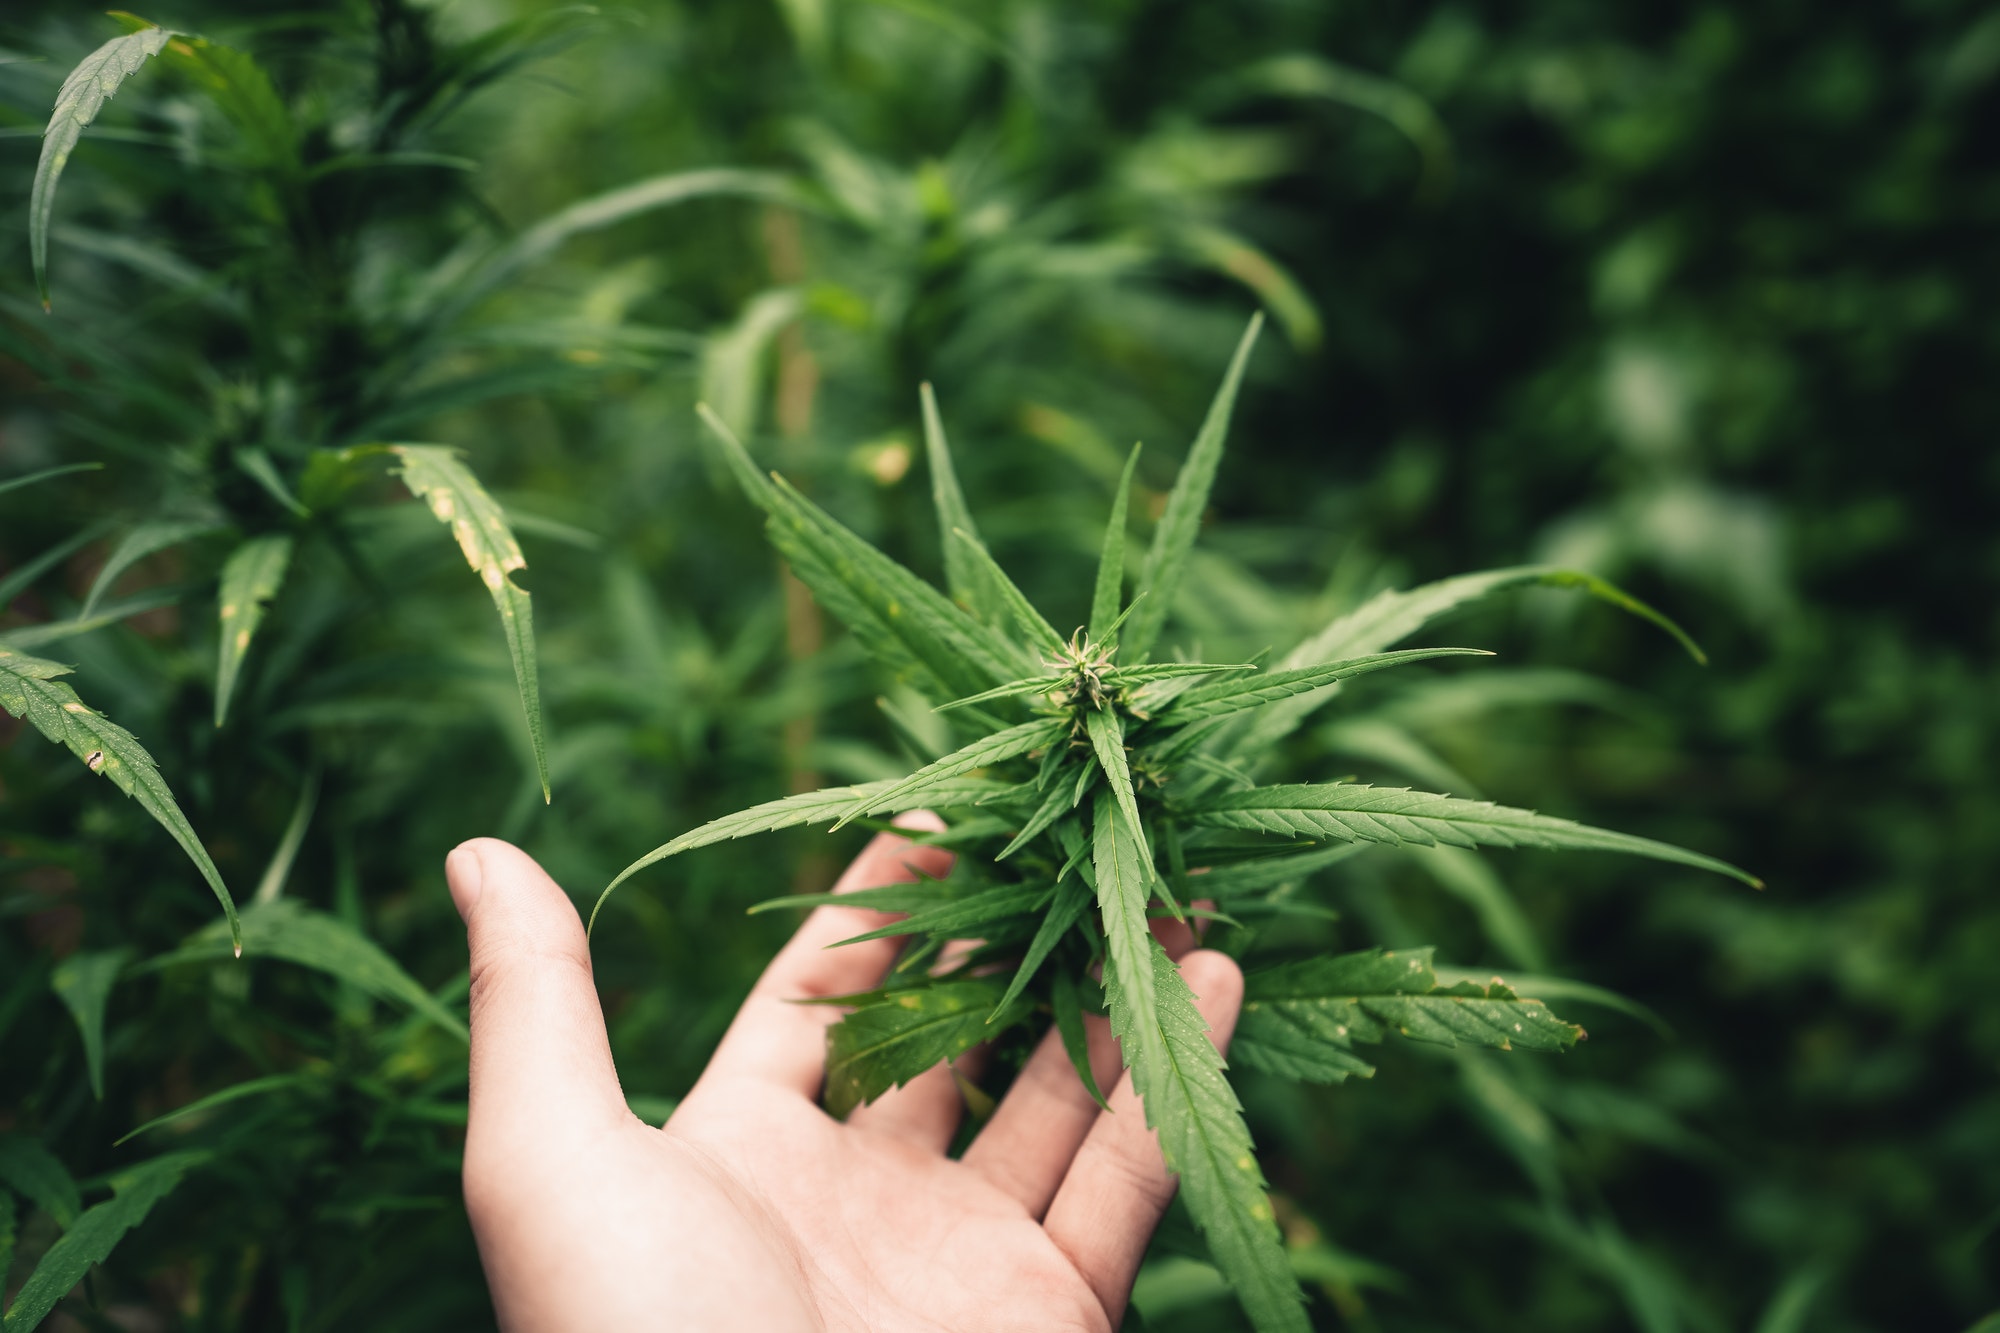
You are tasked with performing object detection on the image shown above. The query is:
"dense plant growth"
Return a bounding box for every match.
[590,319,1755,1330]
[2,1,1994,1330]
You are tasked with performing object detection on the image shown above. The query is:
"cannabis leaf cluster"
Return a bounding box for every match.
[597,315,1757,1331]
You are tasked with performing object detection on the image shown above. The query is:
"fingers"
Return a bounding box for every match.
[696,813,955,1098]
[1043,950,1245,1329]
[448,839,629,1161]
[960,1007,1121,1215]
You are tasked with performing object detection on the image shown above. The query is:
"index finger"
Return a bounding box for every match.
[695,813,955,1097]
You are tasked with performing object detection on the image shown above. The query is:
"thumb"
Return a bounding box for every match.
[448,838,628,1150]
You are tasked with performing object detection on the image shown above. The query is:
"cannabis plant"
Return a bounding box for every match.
[592,315,1757,1331]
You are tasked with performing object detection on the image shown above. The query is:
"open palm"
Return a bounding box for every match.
[446,817,1243,1332]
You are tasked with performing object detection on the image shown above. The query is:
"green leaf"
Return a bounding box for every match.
[1104,661,1257,689]
[836,718,1067,830]
[1179,224,1321,351]
[1160,648,1492,725]
[114,1073,308,1147]
[1357,574,1684,679]
[1431,967,1671,1039]
[1112,939,1306,1333]
[0,587,189,650]
[1,1152,199,1333]
[251,769,318,905]
[1293,566,1701,670]
[697,405,1030,699]
[986,875,1091,1020]
[1230,567,1704,759]
[160,35,297,171]
[947,528,1065,657]
[996,776,1074,860]
[390,445,548,802]
[1086,707,1152,873]
[1234,948,1585,1086]
[51,949,128,1100]
[0,1135,81,1227]
[934,672,1066,713]
[1124,314,1263,660]
[0,644,238,953]
[824,978,1030,1118]
[213,534,292,727]
[1094,790,1163,1076]
[0,462,101,500]
[1090,444,1142,639]
[701,287,807,439]
[1236,55,1453,203]
[429,169,804,332]
[1752,1267,1830,1333]
[1184,783,1760,886]
[833,881,1050,946]
[922,382,1001,622]
[591,777,1012,932]
[78,517,224,619]
[232,448,309,518]
[1052,967,1111,1111]
[31,24,173,309]
[145,900,466,1040]
[1175,842,1368,898]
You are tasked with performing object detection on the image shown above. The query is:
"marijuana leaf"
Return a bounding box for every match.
[1158,647,1494,724]
[1183,783,1761,886]
[824,978,1032,1118]
[1090,444,1143,639]
[1112,940,1307,1332]
[1124,315,1263,659]
[835,718,1067,830]
[923,383,1005,623]
[0,644,238,953]
[213,533,292,727]
[1231,947,1585,1085]
[31,23,174,308]
[390,445,548,802]
[1,1153,201,1333]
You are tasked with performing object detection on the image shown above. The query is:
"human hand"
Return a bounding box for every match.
[445,814,1244,1332]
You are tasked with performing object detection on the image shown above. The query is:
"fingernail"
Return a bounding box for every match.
[891,808,945,833]
[445,843,485,921]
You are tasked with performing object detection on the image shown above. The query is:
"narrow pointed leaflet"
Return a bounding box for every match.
[834,717,1066,830]
[1108,940,1307,1333]
[390,446,548,802]
[1125,313,1263,660]
[1231,947,1584,1085]
[591,776,1012,932]
[1085,705,1154,879]
[214,534,293,726]
[697,405,1029,698]
[947,528,1065,657]
[0,645,238,954]
[1090,443,1143,639]
[1184,783,1761,886]
[1159,647,1493,724]
[922,382,1002,622]
[32,24,174,308]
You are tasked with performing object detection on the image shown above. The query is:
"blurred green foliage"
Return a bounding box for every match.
[0,1,1992,1330]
